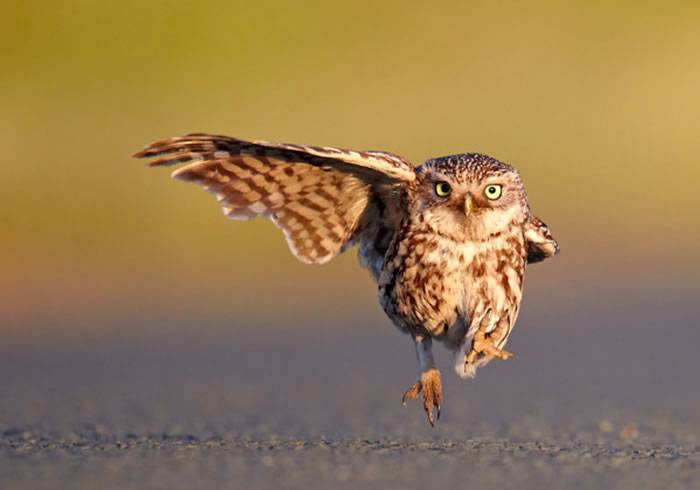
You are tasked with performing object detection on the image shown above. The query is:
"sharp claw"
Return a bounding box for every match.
[466,337,515,364]
[403,370,442,427]
[402,381,422,407]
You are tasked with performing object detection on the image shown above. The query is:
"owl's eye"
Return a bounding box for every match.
[434,181,452,197]
[484,184,503,200]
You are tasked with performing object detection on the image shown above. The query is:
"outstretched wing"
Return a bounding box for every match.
[134,133,416,269]
[525,215,559,264]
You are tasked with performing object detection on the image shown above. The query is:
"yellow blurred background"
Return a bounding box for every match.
[2,1,699,341]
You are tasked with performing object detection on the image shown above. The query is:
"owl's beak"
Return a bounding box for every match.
[464,195,475,215]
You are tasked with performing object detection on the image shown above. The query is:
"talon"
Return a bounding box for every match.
[465,349,480,365]
[402,381,422,406]
[466,333,515,364]
[402,368,442,427]
[492,348,515,360]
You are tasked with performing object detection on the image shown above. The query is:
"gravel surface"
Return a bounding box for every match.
[2,306,699,489]
[3,434,699,490]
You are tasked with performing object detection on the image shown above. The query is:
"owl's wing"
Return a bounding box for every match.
[134,133,416,266]
[524,215,559,264]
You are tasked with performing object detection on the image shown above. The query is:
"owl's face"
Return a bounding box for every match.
[413,154,529,240]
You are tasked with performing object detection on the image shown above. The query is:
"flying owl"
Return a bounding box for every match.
[134,133,559,426]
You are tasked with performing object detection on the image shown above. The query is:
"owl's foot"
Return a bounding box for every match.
[402,368,442,427]
[465,335,515,364]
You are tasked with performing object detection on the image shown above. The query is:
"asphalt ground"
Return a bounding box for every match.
[2,303,699,489]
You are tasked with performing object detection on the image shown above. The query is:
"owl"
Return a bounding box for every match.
[135,133,558,426]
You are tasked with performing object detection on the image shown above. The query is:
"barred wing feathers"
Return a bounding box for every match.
[134,133,416,266]
[525,215,559,264]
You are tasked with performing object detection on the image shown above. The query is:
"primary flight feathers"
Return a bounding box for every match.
[134,133,413,265]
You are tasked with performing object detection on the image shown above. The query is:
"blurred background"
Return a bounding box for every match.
[2,0,700,446]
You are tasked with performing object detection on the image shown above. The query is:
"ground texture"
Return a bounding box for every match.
[2,308,699,489]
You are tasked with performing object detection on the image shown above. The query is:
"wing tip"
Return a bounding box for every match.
[171,163,202,181]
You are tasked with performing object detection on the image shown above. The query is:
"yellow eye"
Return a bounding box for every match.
[434,181,452,197]
[484,184,502,200]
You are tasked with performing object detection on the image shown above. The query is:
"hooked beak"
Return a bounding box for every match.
[464,195,474,215]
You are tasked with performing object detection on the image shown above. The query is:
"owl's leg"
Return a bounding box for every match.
[402,334,442,427]
[465,316,515,365]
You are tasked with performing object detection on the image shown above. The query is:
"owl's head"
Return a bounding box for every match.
[413,154,529,239]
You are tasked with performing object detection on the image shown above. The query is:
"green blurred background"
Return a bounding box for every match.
[3,0,699,342]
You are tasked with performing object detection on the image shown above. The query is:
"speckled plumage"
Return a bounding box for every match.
[135,134,559,426]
